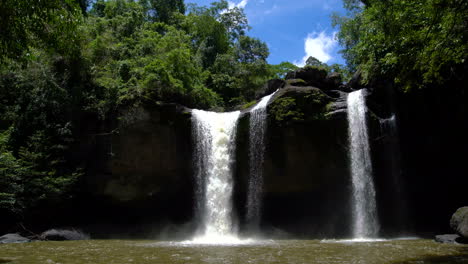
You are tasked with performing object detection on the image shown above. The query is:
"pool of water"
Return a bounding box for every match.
[1,239,467,264]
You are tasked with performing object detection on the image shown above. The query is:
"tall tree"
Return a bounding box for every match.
[149,0,185,24]
[235,36,269,63]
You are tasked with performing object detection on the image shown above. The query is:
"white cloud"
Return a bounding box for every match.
[295,31,337,66]
[228,0,249,9]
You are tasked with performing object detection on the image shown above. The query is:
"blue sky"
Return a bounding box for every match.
[186,0,348,66]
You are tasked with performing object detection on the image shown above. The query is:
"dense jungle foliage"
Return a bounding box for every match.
[333,0,468,90]
[1,0,467,223]
[0,0,301,222]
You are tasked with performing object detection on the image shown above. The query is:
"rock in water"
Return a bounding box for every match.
[435,234,461,244]
[0,233,30,244]
[40,229,89,241]
[450,206,468,238]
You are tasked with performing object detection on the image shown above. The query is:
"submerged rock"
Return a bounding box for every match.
[450,206,468,238]
[0,233,30,244]
[40,229,89,241]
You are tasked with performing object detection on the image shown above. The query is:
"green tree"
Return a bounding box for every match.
[184,13,230,68]
[305,56,324,67]
[220,6,250,41]
[334,0,468,89]
[187,0,250,42]
[0,0,82,60]
[235,36,269,63]
[148,0,186,24]
[270,62,299,79]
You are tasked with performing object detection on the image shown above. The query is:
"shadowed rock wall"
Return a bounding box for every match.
[234,86,352,238]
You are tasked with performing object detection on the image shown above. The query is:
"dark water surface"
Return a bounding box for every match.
[1,239,467,264]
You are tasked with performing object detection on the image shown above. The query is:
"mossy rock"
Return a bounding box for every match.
[285,66,328,88]
[451,206,468,238]
[268,87,333,125]
[269,97,305,124]
[286,78,308,87]
[241,100,258,110]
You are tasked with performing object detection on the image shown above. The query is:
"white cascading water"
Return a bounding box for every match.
[347,89,380,239]
[246,90,278,231]
[191,109,241,243]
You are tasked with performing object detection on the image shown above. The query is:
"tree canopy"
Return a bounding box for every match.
[333,0,468,90]
[0,0,299,219]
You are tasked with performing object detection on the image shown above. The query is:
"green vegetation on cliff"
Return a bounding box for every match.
[269,88,332,125]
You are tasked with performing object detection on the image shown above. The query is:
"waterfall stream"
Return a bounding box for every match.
[246,90,278,231]
[191,110,241,243]
[347,89,380,238]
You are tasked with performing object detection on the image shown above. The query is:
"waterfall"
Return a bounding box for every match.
[246,90,278,231]
[347,89,380,238]
[380,115,408,233]
[191,109,241,243]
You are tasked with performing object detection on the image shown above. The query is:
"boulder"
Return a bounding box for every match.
[325,72,343,90]
[338,84,353,93]
[0,233,30,244]
[323,90,348,119]
[256,79,285,99]
[40,229,89,241]
[347,70,363,89]
[435,234,461,244]
[286,79,308,87]
[285,67,328,88]
[450,206,468,238]
[267,86,333,124]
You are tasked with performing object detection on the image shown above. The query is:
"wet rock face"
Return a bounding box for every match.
[104,104,192,202]
[451,207,468,238]
[234,86,351,238]
[83,103,195,228]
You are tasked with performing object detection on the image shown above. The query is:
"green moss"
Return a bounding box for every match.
[286,78,307,86]
[269,89,333,125]
[303,65,329,74]
[325,102,334,112]
[323,102,335,120]
[269,97,305,125]
[241,100,257,110]
[304,89,327,105]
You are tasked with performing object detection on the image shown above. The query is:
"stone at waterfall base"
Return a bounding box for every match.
[40,229,90,241]
[0,233,31,244]
[450,206,468,239]
[434,234,468,244]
